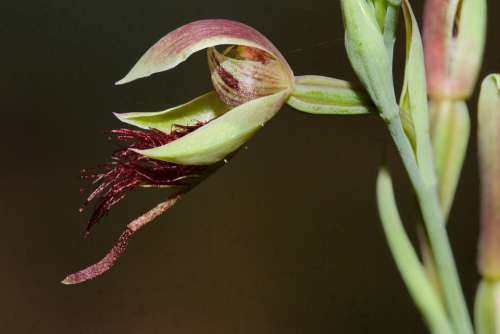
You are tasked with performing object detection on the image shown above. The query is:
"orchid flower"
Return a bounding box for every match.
[63,19,296,285]
[63,18,376,285]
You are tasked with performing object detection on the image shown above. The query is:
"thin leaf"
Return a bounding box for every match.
[341,0,398,120]
[376,168,453,334]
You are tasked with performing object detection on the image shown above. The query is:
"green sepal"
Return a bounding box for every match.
[114,91,230,132]
[400,0,436,187]
[340,0,398,121]
[286,75,373,115]
[134,90,289,165]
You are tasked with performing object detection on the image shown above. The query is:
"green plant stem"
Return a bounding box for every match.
[385,114,474,334]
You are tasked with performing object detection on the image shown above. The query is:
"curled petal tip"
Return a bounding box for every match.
[115,78,129,86]
[117,19,291,84]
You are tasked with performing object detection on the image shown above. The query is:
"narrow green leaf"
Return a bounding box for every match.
[286,75,373,115]
[114,92,230,132]
[376,168,453,334]
[135,90,289,165]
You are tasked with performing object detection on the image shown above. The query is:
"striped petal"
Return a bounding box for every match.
[286,75,373,115]
[116,19,293,85]
[133,90,290,165]
[208,46,291,106]
[113,91,230,132]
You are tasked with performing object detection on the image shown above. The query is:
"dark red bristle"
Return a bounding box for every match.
[80,123,206,234]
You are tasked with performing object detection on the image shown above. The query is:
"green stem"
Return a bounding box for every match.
[386,115,474,334]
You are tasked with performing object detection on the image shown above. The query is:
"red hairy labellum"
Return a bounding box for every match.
[80,124,205,234]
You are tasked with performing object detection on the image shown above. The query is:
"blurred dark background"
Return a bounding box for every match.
[1,1,498,333]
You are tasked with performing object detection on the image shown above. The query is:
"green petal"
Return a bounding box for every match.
[113,92,230,132]
[134,90,289,165]
[286,75,373,115]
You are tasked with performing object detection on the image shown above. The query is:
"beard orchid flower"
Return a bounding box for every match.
[63,19,295,285]
[63,19,373,285]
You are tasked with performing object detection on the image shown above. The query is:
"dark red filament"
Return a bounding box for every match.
[80,124,205,235]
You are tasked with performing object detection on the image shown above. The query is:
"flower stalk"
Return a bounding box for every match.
[340,0,473,332]
[419,2,486,327]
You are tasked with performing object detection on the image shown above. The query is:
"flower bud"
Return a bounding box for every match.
[430,100,470,218]
[340,0,398,121]
[478,74,500,278]
[423,0,486,99]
